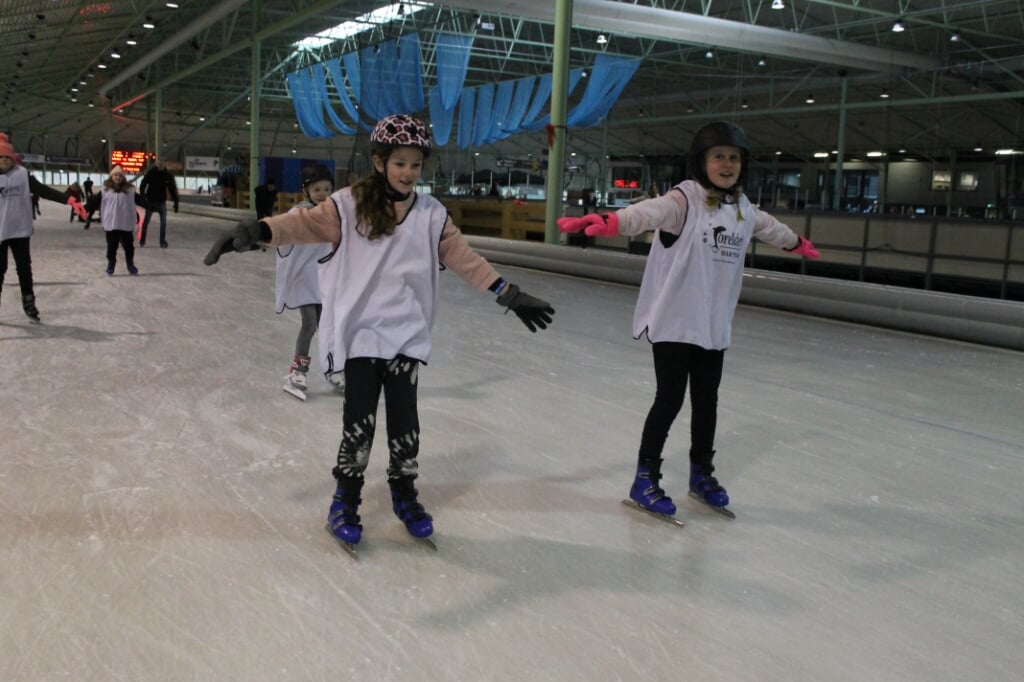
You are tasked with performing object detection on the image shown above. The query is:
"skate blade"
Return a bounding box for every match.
[282,385,307,401]
[324,524,359,559]
[687,491,736,519]
[417,536,438,551]
[621,499,685,527]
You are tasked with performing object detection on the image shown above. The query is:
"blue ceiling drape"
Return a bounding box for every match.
[286,34,640,148]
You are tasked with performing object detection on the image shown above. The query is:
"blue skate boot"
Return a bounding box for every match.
[688,460,734,518]
[389,477,435,546]
[628,460,677,516]
[326,477,363,557]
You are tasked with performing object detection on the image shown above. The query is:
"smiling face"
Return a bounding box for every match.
[0,155,15,172]
[304,179,333,205]
[703,144,743,191]
[373,146,424,197]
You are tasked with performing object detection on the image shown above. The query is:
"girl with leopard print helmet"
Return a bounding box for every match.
[369,114,431,157]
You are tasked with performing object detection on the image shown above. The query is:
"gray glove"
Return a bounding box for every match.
[203,219,262,266]
[496,283,555,332]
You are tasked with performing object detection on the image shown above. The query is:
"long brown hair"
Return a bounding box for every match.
[352,150,398,240]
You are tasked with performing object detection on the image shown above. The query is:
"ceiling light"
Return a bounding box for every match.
[973,143,983,152]
[166,2,179,7]
[805,93,815,104]
[813,152,829,158]
[757,56,767,67]
[771,0,785,9]
[97,62,107,69]
[596,34,608,44]
[142,17,155,29]
[950,31,961,42]
[111,50,121,59]
[775,148,783,156]
[892,18,906,33]
[741,99,749,109]
[880,88,890,99]
[866,151,885,157]
[126,35,137,45]
[705,49,714,59]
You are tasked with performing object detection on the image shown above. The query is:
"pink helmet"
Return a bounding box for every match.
[370,114,431,154]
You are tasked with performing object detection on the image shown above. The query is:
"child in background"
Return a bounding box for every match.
[558,121,819,518]
[277,164,334,400]
[205,114,555,554]
[0,133,87,322]
[84,165,151,276]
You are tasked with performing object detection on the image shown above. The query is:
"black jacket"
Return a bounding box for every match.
[139,167,179,207]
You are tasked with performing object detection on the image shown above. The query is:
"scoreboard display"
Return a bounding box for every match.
[110,150,152,174]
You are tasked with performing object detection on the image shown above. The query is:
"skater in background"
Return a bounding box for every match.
[83,165,152,276]
[0,133,87,322]
[276,164,334,400]
[254,178,278,219]
[205,113,555,553]
[65,182,86,223]
[558,121,820,517]
[139,159,178,247]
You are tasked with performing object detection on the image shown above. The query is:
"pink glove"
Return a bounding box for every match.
[67,198,87,221]
[556,212,620,237]
[787,235,820,259]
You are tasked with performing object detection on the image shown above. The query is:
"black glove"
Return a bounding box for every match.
[496,283,555,332]
[173,202,179,213]
[203,219,262,266]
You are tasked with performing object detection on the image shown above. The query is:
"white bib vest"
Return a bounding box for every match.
[0,166,34,241]
[317,189,449,373]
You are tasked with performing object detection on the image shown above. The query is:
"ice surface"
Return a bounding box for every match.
[2,207,1022,681]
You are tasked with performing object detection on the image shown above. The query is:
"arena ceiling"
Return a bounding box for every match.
[2,0,1023,168]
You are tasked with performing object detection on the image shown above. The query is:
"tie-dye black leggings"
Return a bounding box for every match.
[333,355,420,481]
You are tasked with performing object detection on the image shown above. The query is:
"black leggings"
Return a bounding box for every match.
[333,355,421,481]
[105,230,135,269]
[0,237,34,297]
[637,342,725,467]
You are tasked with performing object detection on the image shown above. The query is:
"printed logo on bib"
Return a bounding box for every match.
[703,225,745,262]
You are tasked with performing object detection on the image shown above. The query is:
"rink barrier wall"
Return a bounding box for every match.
[462,235,1024,351]
[180,203,1023,350]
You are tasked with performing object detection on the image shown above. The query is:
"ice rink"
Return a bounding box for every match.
[2,206,1022,681]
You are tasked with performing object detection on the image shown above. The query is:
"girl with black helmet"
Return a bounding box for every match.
[205,113,555,555]
[558,121,819,519]
[276,163,335,400]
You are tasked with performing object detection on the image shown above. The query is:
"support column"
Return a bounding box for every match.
[543,0,573,243]
[249,0,262,206]
[831,72,848,211]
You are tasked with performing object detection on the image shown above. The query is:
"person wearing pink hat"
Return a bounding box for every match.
[83,164,154,275]
[0,132,87,322]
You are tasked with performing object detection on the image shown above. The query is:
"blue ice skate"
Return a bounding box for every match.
[390,478,436,549]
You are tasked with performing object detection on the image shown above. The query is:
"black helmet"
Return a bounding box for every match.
[689,122,749,190]
[301,163,334,188]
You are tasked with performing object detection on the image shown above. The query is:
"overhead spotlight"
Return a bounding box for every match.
[771,0,785,9]
[596,34,608,44]
[166,2,179,7]
[950,31,961,42]
[805,93,815,104]
[142,16,155,29]
[581,70,588,78]
[97,62,108,69]
[757,56,767,67]
[775,147,783,156]
[892,18,906,33]
[111,50,121,59]
[880,88,890,99]
[741,99,749,109]
[973,143,983,152]
[705,49,714,59]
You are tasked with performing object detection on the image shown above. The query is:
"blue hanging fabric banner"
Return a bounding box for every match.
[567,55,641,127]
[457,88,476,149]
[429,87,454,146]
[286,68,332,137]
[396,33,425,113]
[313,62,358,135]
[434,33,474,111]
[324,57,362,131]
